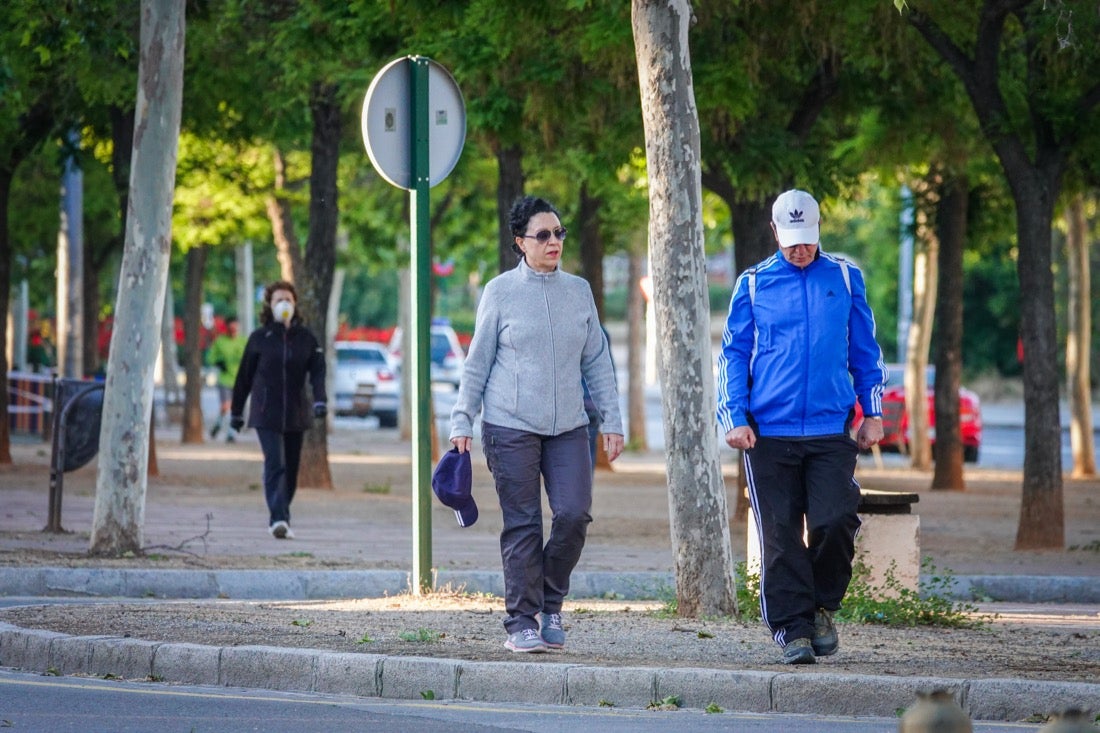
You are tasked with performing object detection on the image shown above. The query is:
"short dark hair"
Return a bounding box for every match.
[260,280,299,325]
[508,196,560,256]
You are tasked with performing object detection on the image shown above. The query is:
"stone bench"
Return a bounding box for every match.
[746,489,920,595]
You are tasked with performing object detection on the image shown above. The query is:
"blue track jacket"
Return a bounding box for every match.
[716,251,887,438]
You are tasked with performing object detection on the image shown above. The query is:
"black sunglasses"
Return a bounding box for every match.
[520,227,567,244]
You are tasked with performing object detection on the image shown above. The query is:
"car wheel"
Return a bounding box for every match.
[377,412,398,429]
[963,445,979,463]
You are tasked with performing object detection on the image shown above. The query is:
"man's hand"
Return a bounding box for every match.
[725,426,756,450]
[451,436,472,454]
[857,416,884,450]
[604,433,625,463]
[229,415,245,432]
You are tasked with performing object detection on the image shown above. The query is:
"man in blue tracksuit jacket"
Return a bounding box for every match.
[717,189,888,665]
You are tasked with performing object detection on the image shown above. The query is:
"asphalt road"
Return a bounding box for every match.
[0,668,1040,733]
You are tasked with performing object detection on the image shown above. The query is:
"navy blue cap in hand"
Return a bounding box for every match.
[431,447,477,527]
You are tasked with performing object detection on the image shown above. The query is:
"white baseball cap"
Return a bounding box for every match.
[771,189,820,248]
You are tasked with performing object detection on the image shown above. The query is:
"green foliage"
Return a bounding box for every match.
[5,0,1098,388]
[839,558,992,628]
[646,582,679,619]
[398,628,442,643]
[290,618,313,628]
[735,558,990,629]
[734,562,761,622]
[361,480,391,495]
[172,133,272,251]
[705,703,724,714]
[646,695,682,711]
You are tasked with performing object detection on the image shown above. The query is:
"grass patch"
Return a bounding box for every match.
[362,480,391,494]
[647,695,682,711]
[399,628,442,643]
[735,557,993,628]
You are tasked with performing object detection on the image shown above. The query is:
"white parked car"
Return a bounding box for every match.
[388,321,466,390]
[333,341,399,427]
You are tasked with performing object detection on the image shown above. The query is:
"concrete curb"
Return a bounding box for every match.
[1,621,1096,722]
[2,568,1099,603]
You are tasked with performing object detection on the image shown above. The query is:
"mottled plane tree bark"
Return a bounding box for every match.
[633,0,737,618]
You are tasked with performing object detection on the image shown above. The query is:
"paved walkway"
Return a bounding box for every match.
[1,428,1098,724]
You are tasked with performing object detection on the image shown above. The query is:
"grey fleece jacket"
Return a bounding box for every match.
[449,259,623,440]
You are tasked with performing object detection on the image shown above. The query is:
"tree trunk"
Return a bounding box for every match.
[727,198,774,277]
[91,0,185,555]
[931,173,968,490]
[0,96,53,464]
[0,170,14,465]
[148,412,158,477]
[160,284,182,415]
[905,176,938,470]
[1064,194,1095,477]
[82,258,102,376]
[723,196,771,522]
[903,0,1068,551]
[626,247,647,451]
[83,104,135,376]
[633,0,737,619]
[297,81,339,491]
[1012,175,1064,549]
[578,183,605,316]
[494,142,524,274]
[266,146,304,283]
[181,245,207,443]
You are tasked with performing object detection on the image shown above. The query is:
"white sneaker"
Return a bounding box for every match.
[269,521,293,539]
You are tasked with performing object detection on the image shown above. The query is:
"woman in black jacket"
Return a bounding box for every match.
[230,281,327,539]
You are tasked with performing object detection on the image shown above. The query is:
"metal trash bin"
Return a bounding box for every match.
[46,378,105,533]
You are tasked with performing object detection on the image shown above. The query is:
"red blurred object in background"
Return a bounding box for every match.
[871,364,982,463]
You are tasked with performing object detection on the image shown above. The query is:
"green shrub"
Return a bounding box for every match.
[734,558,992,629]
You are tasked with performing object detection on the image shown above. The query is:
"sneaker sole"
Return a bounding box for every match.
[541,639,564,650]
[783,649,816,664]
[504,641,546,653]
[812,641,838,656]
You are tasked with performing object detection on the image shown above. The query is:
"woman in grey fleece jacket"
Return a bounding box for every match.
[449,196,624,654]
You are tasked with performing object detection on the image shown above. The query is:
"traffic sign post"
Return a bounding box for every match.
[361,57,465,594]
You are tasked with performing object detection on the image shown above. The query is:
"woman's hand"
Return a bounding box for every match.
[451,436,472,454]
[604,433,624,462]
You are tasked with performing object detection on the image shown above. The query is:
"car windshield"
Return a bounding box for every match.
[337,348,386,365]
[886,365,934,388]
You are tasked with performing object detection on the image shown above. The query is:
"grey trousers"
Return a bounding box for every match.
[482,422,593,634]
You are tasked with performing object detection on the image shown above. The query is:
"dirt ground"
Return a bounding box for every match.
[1,427,1099,681]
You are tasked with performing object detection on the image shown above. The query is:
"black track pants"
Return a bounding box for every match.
[744,435,861,647]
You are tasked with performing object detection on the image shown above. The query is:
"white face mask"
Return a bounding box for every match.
[272,300,295,324]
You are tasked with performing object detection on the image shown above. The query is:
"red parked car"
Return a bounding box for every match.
[876,363,983,463]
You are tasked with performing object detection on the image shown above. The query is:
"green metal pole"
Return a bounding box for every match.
[409,57,433,594]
